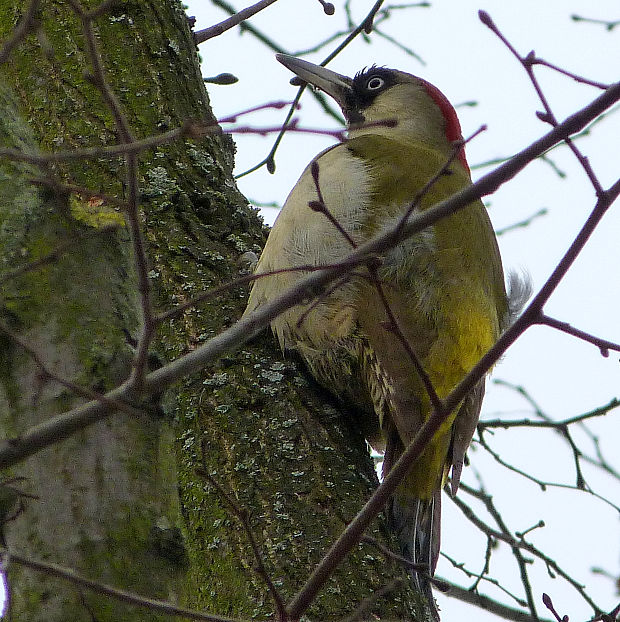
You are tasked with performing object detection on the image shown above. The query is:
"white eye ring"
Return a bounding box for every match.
[366,76,385,91]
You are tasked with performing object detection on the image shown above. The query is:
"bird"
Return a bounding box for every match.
[244,54,526,616]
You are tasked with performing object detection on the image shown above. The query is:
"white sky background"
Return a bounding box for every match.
[188,1,620,620]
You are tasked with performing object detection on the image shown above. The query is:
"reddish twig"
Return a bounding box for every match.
[309,158,441,410]
[236,0,386,178]
[156,259,372,326]
[0,119,385,167]
[368,270,442,412]
[479,10,605,196]
[542,593,568,622]
[528,57,609,90]
[0,83,618,472]
[395,125,487,237]
[309,160,358,248]
[537,314,620,357]
[217,101,298,123]
[286,167,620,622]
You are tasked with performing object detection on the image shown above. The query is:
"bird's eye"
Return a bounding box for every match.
[366,76,385,91]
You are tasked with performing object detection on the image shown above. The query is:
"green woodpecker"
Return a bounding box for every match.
[245,54,526,614]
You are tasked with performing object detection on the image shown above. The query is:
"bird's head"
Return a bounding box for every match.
[277,53,467,169]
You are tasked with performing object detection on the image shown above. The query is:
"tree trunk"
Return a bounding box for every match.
[0,1,423,620]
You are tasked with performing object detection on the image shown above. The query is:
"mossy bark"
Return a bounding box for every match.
[0,1,423,620]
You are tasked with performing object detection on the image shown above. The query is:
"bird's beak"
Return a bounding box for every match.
[276,54,353,112]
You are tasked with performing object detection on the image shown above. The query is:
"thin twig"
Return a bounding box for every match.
[440,552,527,607]
[0,321,144,420]
[475,429,620,513]
[156,259,371,326]
[480,10,604,196]
[0,0,41,65]
[0,223,120,286]
[361,535,428,572]
[473,484,539,619]
[281,146,620,615]
[29,177,128,208]
[571,14,620,32]
[470,535,493,593]
[394,125,486,237]
[310,157,441,410]
[453,484,602,615]
[437,577,555,622]
[537,314,620,357]
[8,552,248,622]
[495,208,548,236]
[339,578,404,622]
[237,0,385,177]
[67,0,154,391]
[368,269,441,412]
[195,0,280,44]
[0,85,618,471]
[197,439,286,621]
[207,0,287,53]
[0,123,196,164]
[529,57,609,90]
[483,393,620,432]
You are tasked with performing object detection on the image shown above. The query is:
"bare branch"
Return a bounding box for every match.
[475,427,620,513]
[339,578,404,622]
[66,0,154,391]
[441,551,527,607]
[495,208,548,236]
[0,123,195,164]
[7,552,249,622]
[482,394,620,430]
[0,81,618,472]
[195,0,280,44]
[361,535,428,573]
[197,440,286,621]
[0,0,41,65]
[0,321,145,420]
[537,314,620,357]
[0,223,120,286]
[237,0,386,177]
[438,578,555,622]
[479,10,605,195]
[571,14,620,32]
[452,483,602,615]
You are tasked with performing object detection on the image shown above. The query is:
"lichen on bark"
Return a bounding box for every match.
[0,1,424,620]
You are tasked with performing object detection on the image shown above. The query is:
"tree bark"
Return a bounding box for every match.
[0,1,423,620]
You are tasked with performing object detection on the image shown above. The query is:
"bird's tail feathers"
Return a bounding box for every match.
[388,491,441,619]
[384,428,440,619]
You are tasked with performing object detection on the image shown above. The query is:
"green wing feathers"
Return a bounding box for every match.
[245,134,510,615]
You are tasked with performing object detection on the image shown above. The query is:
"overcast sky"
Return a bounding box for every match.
[189,2,620,620]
